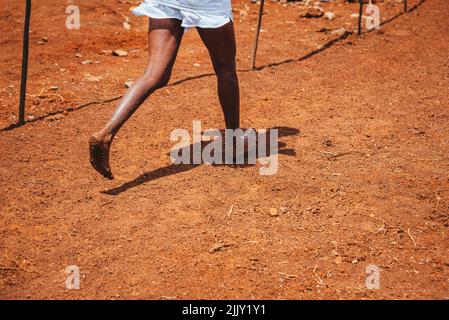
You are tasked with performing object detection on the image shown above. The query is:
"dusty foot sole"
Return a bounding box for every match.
[89,136,114,180]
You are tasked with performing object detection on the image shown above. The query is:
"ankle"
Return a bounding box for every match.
[94,130,113,143]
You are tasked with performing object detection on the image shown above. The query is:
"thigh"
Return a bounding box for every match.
[196,21,237,70]
[145,18,184,80]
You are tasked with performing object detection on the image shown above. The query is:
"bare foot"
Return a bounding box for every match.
[89,134,114,180]
[233,129,254,162]
[220,129,255,164]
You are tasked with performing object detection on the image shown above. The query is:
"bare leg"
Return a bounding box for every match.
[89,18,184,179]
[197,21,240,130]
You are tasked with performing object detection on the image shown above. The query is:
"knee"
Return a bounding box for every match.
[141,72,170,90]
[214,60,237,80]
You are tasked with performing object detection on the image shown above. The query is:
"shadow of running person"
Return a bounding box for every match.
[101,126,299,196]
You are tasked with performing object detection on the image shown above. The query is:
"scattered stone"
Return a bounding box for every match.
[75,53,83,58]
[323,12,336,21]
[323,139,333,147]
[351,13,367,19]
[269,208,279,217]
[209,243,233,253]
[37,36,48,45]
[124,81,133,88]
[123,21,131,30]
[46,113,65,122]
[300,6,324,19]
[413,127,426,135]
[193,63,201,67]
[81,60,93,65]
[279,207,289,214]
[331,27,347,37]
[84,73,102,82]
[112,49,128,57]
[49,86,60,91]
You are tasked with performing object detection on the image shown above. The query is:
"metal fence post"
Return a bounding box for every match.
[19,0,32,126]
[358,0,363,35]
[251,0,265,70]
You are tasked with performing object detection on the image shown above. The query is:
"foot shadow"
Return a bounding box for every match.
[101,126,299,196]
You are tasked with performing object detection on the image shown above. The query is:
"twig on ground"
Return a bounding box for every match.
[320,151,354,160]
[312,266,323,285]
[27,93,65,101]
[209,243,234,254]
[435,196,441,212]
[227,205,234,217]
[279,272,298,279]
[0,267,19,272]
[407,228,417,247]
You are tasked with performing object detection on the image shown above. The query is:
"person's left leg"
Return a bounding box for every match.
[197,21,240,130]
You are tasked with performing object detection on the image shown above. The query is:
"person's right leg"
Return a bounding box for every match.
[90,18,184,179]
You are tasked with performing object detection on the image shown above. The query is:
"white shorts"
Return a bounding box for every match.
[132,0,233,29]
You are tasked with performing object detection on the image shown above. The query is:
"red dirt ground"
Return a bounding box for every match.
[1,0,448,299]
